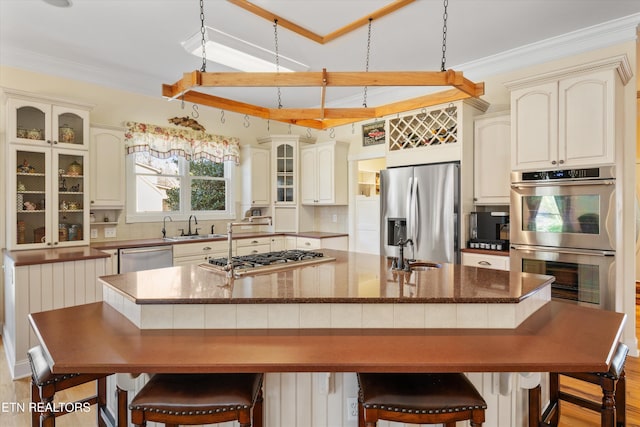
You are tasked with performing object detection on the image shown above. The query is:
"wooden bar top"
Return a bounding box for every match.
[29,301,625,375]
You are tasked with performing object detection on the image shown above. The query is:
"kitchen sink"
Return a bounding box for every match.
[408,261,442,271]
[164,234,226,241]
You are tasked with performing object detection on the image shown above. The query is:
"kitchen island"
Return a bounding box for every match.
[28,250,626,427]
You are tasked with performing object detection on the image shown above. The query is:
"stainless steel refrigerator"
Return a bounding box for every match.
[380,162,460,264]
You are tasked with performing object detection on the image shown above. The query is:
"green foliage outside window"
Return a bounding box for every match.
[165,160,226,211]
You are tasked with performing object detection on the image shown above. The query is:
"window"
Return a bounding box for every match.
[124,121,239,223]
[126,152,235,222]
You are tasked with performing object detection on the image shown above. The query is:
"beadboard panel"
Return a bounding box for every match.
[3,256,108,379]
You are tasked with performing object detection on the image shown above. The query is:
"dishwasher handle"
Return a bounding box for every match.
[120,246,172,255]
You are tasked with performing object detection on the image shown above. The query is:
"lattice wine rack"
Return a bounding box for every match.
[388,105,458,151]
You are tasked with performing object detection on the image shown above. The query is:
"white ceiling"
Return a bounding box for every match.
[1,0,639,110]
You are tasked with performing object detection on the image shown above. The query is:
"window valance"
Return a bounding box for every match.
[124,121,240,163]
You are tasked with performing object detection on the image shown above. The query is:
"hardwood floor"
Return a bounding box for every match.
[1,307,639,426]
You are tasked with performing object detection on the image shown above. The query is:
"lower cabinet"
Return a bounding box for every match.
[461,252,509,271]
[3,254,110,379]
[172,240,229,266]
[236,237,271,256]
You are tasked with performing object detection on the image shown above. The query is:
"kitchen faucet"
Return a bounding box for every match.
[394,238,414,271]
[224,216,272,278]
[161,216,172,238]
[186,215,198,236]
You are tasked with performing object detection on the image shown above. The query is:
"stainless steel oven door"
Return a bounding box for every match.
[510,244,615,310]
[510,180,615,251]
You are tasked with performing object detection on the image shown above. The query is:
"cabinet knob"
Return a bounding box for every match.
[551,160,557,165]
[305,242,311,246]
[203,247,211,251]
[558,159,565,164]
[251,240,258,244]
[478,261,491,266]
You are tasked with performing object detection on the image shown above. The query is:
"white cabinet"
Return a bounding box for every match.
[509,63,625,171]
[90,126,125,208]
[6,96,90,150]
[300,141,349,205]
[296,236,348,251]
[270,235,285,251]
[236,236,271,256]
[172,240,229,266]
[473,113,510,205]
[461,252,509,271]
[241,145,270,207]
[5,93,92,250]
[259,135,314,232]
[8,145,90,249]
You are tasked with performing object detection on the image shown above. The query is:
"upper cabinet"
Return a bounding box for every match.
[5,91,92,250]
[507,56,630,171]
[300,141,349,205]
[7,97,90,150]
[90,126,125,209]
[241,145,270,207]
[473,113,510,205]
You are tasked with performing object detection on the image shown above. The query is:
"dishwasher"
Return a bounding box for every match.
[118,246,173,273]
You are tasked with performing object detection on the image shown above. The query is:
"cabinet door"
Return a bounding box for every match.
[250,148,270,206]
[511,82,558,171]
[54,148,90,247]
[559,70,615,167]
[7,98,52,146]
[51,105,89,150]
[274,143,296,204]
[10,145,51,249]
[474,114,511,204]
[300,147,317,204]
[90,127,125,208]
[316,144,335,204]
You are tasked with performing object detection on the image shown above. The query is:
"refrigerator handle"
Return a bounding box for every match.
[406,177,413,240]
[412,178,419,245]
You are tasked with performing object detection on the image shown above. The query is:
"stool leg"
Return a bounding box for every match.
[30,381,41,427]
[616,371,626,427]
[549,373,560,426]
[97,377,107,427]
[116,386,128,427]
[40,388,55,427]
[252,388,264,427]
[601,376,616,427]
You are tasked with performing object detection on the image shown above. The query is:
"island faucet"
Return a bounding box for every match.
[395,238,414,271]
[187,215,198,236]
[161,216,173,238]
[224,216,272,278]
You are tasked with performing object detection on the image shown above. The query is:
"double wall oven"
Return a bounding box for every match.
[510,166,616,309]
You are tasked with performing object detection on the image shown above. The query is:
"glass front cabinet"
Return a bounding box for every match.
[6,94,91,249]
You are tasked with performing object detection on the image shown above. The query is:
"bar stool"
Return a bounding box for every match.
[533,342,628,427]
[129,373,264,427]
[27,345,127,427]
[357,373,487,427]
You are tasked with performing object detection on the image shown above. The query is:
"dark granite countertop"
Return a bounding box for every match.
[90,231,348,250]
[100,250,553,305]
[4,247,110,267]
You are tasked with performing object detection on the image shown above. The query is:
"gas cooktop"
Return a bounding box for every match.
[204,250,335,276]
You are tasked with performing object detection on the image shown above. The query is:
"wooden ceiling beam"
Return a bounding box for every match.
[162,71,486,131]
[186,70,472,88]
[227,0,416,45]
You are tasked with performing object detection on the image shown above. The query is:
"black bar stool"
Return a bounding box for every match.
[533,341,628,427]
[27,345,127,427]
[129,373,263,427]
[357,373,487,427]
